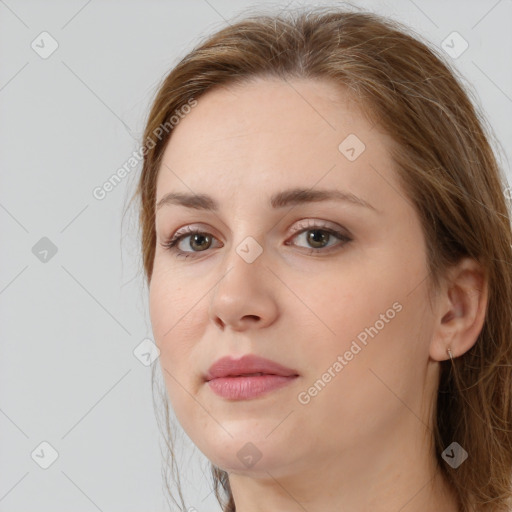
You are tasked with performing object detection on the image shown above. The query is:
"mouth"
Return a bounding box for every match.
[209,372,277,379]
[205,353,299,381]
[206,373,299,400]
[204,354,299,400]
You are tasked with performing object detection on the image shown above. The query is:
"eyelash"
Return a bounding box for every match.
[160,221,352,259]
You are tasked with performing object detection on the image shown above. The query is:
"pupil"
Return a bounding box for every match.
[308,230,328,248]
[191,233,210,251]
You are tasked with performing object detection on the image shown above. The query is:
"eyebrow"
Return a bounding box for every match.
[155,188,378,213]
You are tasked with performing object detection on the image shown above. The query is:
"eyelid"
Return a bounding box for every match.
[288,218,349,236]
[167,218,348,240]
[161,219,352,256]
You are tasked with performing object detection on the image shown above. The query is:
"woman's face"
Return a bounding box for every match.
[149,77,439,478]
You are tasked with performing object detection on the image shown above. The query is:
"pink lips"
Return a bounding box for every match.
[205,354,299,400]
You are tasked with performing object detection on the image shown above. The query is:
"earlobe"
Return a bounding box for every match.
[429,257,488,362]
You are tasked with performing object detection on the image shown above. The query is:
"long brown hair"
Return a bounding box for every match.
[128,5,512,511]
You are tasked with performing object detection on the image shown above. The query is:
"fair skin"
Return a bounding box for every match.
[149,77,487,511]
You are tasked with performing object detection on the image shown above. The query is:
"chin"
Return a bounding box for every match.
[198,433,297,475]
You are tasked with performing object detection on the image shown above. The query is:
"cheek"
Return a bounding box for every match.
[149,258,194,333]
[149,267,198,373]
[291,253,430,408]
[285,255,402,348]
[149,277,201,425]
[292,299,425,451]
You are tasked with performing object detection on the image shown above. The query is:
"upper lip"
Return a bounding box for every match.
[205,354,299,381]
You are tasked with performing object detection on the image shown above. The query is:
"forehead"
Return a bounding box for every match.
[155,77,398,204]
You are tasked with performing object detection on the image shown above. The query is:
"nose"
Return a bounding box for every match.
[208,241,279,331]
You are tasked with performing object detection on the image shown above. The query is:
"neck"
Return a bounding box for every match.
[227,420,460,512]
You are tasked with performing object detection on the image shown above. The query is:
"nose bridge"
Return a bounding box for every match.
[220,208,267,267]
[217,233,266,296]
[209,233,276,329]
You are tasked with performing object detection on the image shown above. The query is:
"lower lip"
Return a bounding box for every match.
[207,374,298,400]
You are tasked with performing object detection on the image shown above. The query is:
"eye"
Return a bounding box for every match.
[161,226,220,257]
[286,220,352,254]
[160,220,352,258]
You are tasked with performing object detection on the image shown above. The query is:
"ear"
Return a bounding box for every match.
[429,257,488,361]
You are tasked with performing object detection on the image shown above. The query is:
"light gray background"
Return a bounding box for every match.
[1,0,511,511]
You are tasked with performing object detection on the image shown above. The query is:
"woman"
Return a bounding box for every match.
[130,6,512,511]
